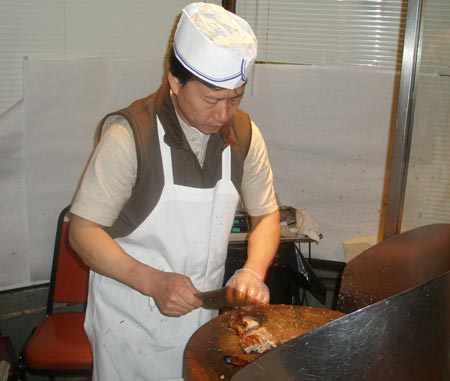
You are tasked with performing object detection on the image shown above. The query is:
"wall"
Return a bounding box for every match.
[0,59,398,289]
[242,64,396,261]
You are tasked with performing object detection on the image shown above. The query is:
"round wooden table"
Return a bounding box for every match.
[184,305,344,381]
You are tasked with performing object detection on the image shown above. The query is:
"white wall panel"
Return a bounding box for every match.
[66,0,193,58]
[0,100,29,289]
[0,0,65,115]
[0,0,222,289]
[241,65,394,261]
[0,60,396,289]
[22,58,165,285]
[0,0,221,115]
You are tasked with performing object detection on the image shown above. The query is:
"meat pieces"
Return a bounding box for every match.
[239,327,277,354]
[229,315,260,337]
[228,314,277,354]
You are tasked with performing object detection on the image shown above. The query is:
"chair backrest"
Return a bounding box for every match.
[337,223,450,313]
[46,206,90,314]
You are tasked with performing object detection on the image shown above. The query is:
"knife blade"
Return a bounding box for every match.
[194,286,234,309]
[195,286,261,309]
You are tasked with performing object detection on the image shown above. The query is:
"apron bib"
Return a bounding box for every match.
[85,119,239,381]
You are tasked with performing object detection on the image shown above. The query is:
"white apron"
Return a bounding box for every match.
[85,119,240,381]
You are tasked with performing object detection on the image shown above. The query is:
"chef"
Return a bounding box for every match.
[68,2,280,380]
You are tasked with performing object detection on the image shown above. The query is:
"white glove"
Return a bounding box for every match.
[226,268,270,306]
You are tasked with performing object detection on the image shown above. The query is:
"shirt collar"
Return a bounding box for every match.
[154,80,238,148]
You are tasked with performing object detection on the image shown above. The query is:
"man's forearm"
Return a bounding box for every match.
[245,209,280,280]
[68,215,160,296]
[69,214,202,315]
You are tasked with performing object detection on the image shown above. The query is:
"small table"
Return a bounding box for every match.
[184,305,344,381]
[230,233,316,259]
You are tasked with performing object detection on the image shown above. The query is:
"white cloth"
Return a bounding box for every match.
[84,118,240,380]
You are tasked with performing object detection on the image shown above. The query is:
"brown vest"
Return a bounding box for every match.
[101,81,252,238]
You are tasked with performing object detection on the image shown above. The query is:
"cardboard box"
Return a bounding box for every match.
[343,235,378,263]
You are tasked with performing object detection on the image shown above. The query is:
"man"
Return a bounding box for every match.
[69,3,280,380]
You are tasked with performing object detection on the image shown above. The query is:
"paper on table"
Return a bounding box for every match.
[295,209,322,243]
[279,206,322,243]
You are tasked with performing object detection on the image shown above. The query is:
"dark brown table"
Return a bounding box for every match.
[184,304,344,381]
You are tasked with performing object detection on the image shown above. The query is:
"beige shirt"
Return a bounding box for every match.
[71,115,278,227]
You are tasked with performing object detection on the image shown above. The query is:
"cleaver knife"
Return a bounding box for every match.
[195,286,260,309]
[194,286,233,309]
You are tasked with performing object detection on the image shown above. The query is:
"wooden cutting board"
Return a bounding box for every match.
[184,304,344,381]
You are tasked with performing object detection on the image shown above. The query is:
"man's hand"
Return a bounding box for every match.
[151,272,202,317]
[226,268,270,306]
[69,215,202,317]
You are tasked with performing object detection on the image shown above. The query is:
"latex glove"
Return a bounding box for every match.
[226,268,270,306]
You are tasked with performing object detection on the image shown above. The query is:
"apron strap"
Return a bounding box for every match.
[157,119,174,185]
[157,118,232,183]
[222,146,231,180]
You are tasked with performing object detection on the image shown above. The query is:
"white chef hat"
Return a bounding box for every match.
[173,2,257,90]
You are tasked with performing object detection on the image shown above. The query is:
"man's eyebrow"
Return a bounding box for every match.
[204,92,244,101]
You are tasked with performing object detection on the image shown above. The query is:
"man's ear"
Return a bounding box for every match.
[167,72,180,96]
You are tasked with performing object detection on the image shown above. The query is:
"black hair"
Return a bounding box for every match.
[168,47,223,89]
[168,47,196,86]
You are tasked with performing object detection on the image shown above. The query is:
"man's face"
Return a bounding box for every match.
[168,73,245,135]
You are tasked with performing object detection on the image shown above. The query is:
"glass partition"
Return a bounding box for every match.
[402,0,450,230]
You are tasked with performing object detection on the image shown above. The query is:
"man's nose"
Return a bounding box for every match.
[215,101,232,122]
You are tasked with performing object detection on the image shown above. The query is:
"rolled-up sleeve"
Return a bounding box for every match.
[241,122,278,216]
[70,117,137,227]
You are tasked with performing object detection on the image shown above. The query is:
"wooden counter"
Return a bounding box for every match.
[184,305,344,381]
